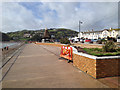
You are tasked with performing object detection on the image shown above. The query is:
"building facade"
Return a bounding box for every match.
[78,28,120,39]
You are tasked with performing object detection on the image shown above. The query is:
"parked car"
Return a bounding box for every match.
[90,39,98,43]
[77,38,81,42]
[73,37,79,43]
[85,39,91,42]
[117,36,120,43]
[80,39,85,43]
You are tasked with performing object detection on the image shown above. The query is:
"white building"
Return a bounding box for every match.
[78,28,120,39]
[23,34,31,38]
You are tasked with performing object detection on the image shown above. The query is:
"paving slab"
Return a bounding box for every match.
[2,43,110,88]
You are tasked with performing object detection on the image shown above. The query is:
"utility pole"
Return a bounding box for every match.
[79,20,82,41]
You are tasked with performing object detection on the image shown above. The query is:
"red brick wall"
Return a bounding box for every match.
[73,54,120,79]
[96,59,120,78]
[73,54,97,78]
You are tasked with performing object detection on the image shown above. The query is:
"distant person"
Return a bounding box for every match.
[71,40,74,43]
[4,47,6,50]
[6,46,9,50]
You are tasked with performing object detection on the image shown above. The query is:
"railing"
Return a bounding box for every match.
[2,42,25,62]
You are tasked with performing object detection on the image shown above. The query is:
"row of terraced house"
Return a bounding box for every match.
[78,28,120,39]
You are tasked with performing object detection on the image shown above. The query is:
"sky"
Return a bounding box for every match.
[2,2,118,33]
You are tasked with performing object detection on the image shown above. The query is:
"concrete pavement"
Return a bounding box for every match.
[2,43,109,88]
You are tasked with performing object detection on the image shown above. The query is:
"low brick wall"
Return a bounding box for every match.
[96,59,120,78]
[73,54,97,78]
[35,42,66,47]
[73,53,120,79]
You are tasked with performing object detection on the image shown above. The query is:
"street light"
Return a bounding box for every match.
[79,20,83,41]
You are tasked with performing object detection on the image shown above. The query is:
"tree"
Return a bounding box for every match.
[60,38,70,44]
[29,33,42,42]
[102,41,116,52]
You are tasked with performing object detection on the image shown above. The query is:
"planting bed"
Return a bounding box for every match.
[74,46,120,56]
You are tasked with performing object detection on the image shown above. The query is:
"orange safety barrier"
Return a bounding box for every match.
[60,46,73,61]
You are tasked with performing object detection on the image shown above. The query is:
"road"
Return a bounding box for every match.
[2,43,109,88]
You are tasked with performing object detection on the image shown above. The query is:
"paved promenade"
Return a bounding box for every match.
[2,43,109,88]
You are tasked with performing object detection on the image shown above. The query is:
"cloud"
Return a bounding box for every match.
[38,2,118,31]
[2,2,42,32]
[2,2,118,33]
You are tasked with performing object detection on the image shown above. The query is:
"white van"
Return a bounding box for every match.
[117,36,120,43]
[74,37,79,43]
[71,37,79,43]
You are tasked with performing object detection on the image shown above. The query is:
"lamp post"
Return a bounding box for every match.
[79,20,83,41]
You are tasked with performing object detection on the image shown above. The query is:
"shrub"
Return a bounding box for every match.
[116,48,120,51]
[97,40,102,44]
[60,38,70,44]
[102,41,116,52]
[97,39,106,44]
[93,48,103,52]
[82,47,120,56]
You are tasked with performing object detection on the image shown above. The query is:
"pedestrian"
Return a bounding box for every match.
[6,46,9,50]
[4,47,6,50]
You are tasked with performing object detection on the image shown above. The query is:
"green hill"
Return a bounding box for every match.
[6,28,78,41]
[0,32,10,41]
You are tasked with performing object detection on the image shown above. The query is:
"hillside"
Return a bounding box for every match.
[0,32,10,41]
[6,28,78,41]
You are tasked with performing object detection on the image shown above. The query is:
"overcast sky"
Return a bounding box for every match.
[2,2,118,33]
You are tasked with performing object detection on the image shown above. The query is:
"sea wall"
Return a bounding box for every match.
[35,42,66,47]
